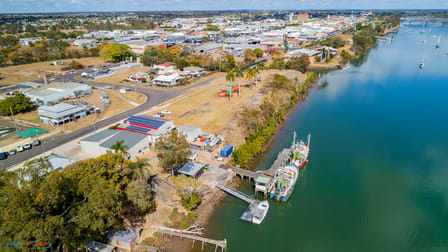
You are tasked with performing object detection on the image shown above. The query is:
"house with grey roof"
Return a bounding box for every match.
[38,103,86,126]
[80,129,149,159]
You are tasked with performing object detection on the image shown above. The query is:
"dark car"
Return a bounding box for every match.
[0,152,7,160]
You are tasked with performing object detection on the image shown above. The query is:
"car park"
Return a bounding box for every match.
[24,143,32,150]
[9,149,16,155]
[17,146,24,152]
[33,139,41,146]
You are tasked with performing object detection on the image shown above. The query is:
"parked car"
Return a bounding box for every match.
[33,139,41,146]
[104,99,111,104]
[157,112,165,117]
[24,143,32,150]
[0,152,7,160]
[9,149,16,155]
[161,110,171,115]
[16,146,24,152]
[105,85,112,89]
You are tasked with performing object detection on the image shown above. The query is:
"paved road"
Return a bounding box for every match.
[0,75,221,169]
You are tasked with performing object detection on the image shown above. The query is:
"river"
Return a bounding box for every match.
[202,23,448,252]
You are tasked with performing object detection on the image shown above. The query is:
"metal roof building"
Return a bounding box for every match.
[178,161,205,178]
[38,103,86,126]
[118,115,175,142]
[80,129,150,159]
[21,82,91,105]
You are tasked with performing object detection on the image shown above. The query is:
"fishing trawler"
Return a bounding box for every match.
[269,133,311,202]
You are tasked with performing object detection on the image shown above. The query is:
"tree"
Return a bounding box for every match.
[294,54,310,73]
[130,158,151,182]
[126,180,155,215]
[245,67,256,85]
[180,190,202,211]
[156,130,190,174]
[111,140,129,156]
[62,60,84,71]
[168,45,182,57]
[100,43,135,63]
[253,48,264,58]
[226,70,235,84]
[243,49,256,64]
[0,153,143,250]
[235,68,244,96]
[271,50,285,62]
[0,93,34,116]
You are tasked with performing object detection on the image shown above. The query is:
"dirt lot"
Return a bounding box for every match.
[89,66,153,86]
[0,57,106,86]
[145,70,304,147]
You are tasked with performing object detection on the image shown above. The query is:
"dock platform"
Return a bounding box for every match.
[157,229,227,251]
[264,148,294,177]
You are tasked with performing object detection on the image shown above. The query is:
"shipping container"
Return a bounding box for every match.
[220,145,233,158]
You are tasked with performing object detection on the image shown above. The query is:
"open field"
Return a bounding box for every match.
[0,57,106,85]
[144,70,304,147]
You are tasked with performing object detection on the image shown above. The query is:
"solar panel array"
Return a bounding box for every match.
[118,125,153,135]
[124,115,166,129]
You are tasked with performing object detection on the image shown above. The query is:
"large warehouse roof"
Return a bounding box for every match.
[100,131,147,149]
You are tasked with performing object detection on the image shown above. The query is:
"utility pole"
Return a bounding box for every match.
[10,107,18,135]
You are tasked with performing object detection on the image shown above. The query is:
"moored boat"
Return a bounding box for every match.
[268,133,311,202]
[252,201,269,224]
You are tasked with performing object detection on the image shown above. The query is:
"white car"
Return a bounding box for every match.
[16,146,24,152]
[24,143,32,150]
[161,110,171,115]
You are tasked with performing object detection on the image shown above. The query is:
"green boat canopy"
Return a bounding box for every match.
[16,127,48,138]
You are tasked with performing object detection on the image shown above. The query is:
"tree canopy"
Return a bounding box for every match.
[0,153,155,250]
[156,130,190,174]
[0,93,34,116]
[100,43,135,63]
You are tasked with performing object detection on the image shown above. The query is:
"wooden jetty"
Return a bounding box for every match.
[157,229,227,252]
[264,147,294,177]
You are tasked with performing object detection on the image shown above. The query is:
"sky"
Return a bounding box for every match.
[1,0,448,14]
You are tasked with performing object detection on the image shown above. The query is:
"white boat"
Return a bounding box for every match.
[252,201,269,224]
[436,35,441,48]
[269,164,299,201]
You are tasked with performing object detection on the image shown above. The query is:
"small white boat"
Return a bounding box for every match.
[252,201,269,224]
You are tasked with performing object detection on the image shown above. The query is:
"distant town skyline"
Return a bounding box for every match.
[1,0,448,14]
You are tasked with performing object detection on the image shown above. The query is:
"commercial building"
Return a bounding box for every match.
[80,129,150,159]
[38,103,86,125]
[118,115,175,142]
[22,82,91,105]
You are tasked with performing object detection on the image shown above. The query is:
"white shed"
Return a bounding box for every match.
[178,125,202,142]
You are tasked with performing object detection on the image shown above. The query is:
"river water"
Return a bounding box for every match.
[203,23,448,251]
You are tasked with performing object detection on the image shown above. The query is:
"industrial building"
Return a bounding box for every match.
[80,129,150,159]
[38,103,86,125]
[118,115,175,142]
[22,82,91,105]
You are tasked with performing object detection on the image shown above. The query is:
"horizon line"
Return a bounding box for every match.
[1,8,448,15]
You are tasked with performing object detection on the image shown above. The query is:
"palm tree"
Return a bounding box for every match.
[225,70,235,103]
[254,67,260,87]
[235,67,244,96]
[111,140,129,159]
[131,157,151,182]
[245,67,256,87]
